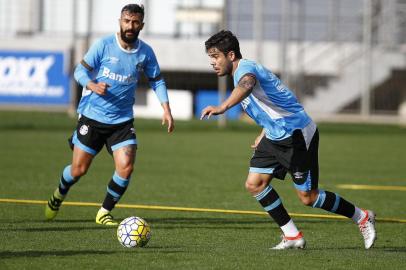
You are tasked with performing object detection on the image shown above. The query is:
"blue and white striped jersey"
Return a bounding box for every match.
[74,34,165,124]
[234,59,314,141]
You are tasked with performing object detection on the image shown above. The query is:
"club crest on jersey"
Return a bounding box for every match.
[79,125,89,135]
[136,63,143,72]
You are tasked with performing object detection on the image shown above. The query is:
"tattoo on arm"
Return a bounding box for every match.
[238,74,256,91]
[148,74,162,82]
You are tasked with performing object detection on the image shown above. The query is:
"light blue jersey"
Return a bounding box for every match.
[234,59,314,141]
[74,34,168,124]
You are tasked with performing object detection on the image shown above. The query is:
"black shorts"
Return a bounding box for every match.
[68,115,137,155]
[250,129,319,191]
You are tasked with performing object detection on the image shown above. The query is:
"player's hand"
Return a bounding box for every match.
[87,81,110,95]
[200,105,225,120]
[162,111,174,133]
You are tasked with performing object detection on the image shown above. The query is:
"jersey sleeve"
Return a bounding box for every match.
[234,60,257,85]
[82,38,105,70]
[73,38,104,87]
[143,46,161,79]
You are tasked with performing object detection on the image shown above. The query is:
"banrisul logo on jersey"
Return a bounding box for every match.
[102,67,136,84]
[0,50,70,106]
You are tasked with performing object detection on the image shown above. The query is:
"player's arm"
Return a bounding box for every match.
[200,74,256,119]
[74,39,110,95]
[148,75,174,133]
[74,60,110,96]
[145,46,175,133]
[161,101,174,133]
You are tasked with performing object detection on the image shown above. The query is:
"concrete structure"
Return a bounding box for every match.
[1,0,406,118]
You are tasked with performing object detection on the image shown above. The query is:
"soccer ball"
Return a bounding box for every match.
[117,216,151,248]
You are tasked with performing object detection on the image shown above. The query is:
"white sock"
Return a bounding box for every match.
[352,207,366,224]
[280,219,300,237]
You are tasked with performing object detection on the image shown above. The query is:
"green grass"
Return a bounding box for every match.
[0,111,405,269]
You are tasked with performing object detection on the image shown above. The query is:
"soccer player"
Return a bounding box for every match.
[200,30,376,249]
[45,4,174,226]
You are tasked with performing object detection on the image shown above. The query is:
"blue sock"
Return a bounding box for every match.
[58,165,78,195]
[102,172,130,211]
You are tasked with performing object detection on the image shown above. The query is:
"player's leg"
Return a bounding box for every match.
[296,189,360,221]
[296,188,376,249]
[291,129,376,249]
[246,172,305,249]
[45,146,95,220]
[96,144,136,226]
[96,121,137,226]
[248,136,305,249]
[295,188,376,249]
[45,116,102,221]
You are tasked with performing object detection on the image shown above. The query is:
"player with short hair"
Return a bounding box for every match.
[200,30,376,249]
[45,4,174,225]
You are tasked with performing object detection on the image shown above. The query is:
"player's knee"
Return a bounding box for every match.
[245,180,265,195]
[297,190,317,206]
[245,173,271,195]
[71,164,88,178]
[299,196,314,206]
[116,164,134,179]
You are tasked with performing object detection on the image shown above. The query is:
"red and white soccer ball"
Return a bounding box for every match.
[117,216,151,248]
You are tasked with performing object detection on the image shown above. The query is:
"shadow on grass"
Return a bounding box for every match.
[120,216,339,231]
[0,217,337,233]
[308,246,406,253]
[0,250,114,258]
[0,219,94,224]
[0,219,116,232]
[379,247,406,253]
[121,246,185,254]
[145,216,335,226]
[6,226,112,232]
[0,247,185,259]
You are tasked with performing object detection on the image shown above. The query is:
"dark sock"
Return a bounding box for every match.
[255,185,291,226]
[312,189,355,218]
[102,172,130,211]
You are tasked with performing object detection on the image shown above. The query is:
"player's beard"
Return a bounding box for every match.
[120,28,139,44]
[219,62,233,76]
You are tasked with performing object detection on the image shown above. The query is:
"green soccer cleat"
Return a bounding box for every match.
[45,189,65,220]
[96,210,119,226]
